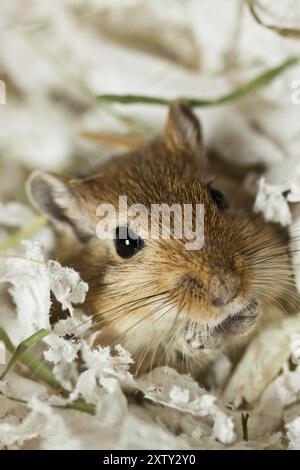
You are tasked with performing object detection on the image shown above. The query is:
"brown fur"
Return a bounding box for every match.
[27,102,299,378]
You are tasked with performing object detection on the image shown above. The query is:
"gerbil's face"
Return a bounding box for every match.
[28,102,296,373]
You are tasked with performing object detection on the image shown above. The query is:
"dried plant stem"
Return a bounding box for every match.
[0,215,47,251]
[241,412,250,441]
[0,253,46,264]
[80,130,143,149]
[97,57,299,107]
[248,1,300,39]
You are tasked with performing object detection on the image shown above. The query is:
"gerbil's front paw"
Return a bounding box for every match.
[184,323,223,352]
[184,299,259,352]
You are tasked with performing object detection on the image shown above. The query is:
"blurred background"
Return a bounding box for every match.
[0,0,300,208]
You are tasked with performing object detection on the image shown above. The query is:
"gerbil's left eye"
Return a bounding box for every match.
[207,185,229,211]
[114,226,144,258]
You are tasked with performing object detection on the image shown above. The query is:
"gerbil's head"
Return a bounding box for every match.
[27,102,296,372]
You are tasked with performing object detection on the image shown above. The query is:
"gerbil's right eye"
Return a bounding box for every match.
[114,226,144,258]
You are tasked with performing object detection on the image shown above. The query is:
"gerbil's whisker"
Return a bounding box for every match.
[135,301,177,376]
[89,291,170,334]
[26,292,170,385]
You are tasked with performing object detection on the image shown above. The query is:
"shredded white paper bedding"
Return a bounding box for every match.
[1,0,300,450]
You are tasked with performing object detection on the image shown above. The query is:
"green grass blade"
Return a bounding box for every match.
[56,399,96,415]
[0,329,103,416]
[0,390,28,406]
[0,389,96,416]
[0,328,50,380]
[0,328,96,414]
[0,328,63,391]
[97,57,299,107]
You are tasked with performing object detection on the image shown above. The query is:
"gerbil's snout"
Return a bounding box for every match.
[179,266,258,353]
[209,273,240,307]
[181,270,241,309]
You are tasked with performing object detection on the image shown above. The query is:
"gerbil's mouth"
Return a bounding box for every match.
[185,299,259,352]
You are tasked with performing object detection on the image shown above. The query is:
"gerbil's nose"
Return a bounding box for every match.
[209,273,240,307]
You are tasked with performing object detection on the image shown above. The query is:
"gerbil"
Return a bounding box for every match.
[27,102,299,377]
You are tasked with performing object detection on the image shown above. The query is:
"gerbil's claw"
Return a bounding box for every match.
[223,299,259,335]
[184,300,259,353]
[185,322,223,352]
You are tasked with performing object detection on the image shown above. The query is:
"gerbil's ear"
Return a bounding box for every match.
[163,101,204,158]
[26,171,94,243]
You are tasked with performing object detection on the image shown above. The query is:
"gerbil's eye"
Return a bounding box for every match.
[114,226,144,258]
[207,185,229,211]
